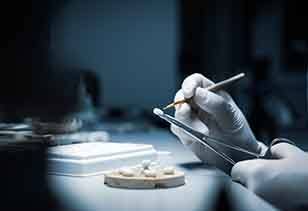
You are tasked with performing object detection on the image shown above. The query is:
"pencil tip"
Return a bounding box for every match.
[163,103,173,110]
[163,106,169,110]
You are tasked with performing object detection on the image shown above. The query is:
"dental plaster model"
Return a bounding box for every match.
[104,160,185,189]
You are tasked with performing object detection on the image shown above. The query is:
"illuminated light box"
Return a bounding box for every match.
[47,142,157,177]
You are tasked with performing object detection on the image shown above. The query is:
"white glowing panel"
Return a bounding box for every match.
[47,142,158,177]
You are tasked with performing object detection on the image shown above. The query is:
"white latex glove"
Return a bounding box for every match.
[231,143,308,211]
[171,73,266,172]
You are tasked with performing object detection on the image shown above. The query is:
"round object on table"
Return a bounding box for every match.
[104,168,185,189]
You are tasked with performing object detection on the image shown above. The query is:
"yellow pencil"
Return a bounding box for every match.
[163,73,245,110]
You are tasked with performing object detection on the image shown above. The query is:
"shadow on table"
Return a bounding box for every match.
[0,145,64,211]
[179,161,228,177]
[180,161,237,210]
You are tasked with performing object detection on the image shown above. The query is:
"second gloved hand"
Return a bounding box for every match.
[171,73,266,172]
[231,143,308,211]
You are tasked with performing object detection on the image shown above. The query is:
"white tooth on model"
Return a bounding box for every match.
[163,166,175,175]
[119,168,135,177]
[144,169,157,177]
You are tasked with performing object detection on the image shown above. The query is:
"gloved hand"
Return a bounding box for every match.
[231,143,308,211]
[171,73,266,172]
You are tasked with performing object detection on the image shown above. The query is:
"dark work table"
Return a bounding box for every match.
[48,130,278,211]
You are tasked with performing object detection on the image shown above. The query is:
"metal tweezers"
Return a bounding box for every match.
[156,111,294,166]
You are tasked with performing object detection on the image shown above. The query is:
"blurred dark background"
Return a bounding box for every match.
[1,0,307,141]
[0,0,307,209]
[0,0,308,143]
[179,0,307,145]
[0,0,306,137]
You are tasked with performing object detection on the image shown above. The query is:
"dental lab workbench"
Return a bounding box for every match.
[48,129,278,211]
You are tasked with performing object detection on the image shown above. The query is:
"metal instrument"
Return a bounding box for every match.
[154,108,294,166]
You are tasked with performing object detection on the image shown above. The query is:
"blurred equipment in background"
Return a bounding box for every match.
[82,70,102,108]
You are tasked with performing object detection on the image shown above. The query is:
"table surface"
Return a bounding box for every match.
[48,130,278,211]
